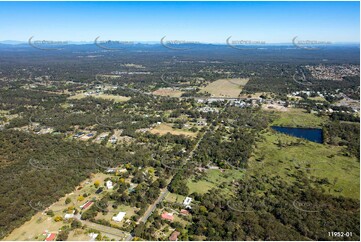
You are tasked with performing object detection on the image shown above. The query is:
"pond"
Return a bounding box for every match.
[271,126,323,143]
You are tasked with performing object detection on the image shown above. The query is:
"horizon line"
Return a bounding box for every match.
[1,40,360,45]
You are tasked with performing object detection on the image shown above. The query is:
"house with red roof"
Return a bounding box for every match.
[180,209,190,216]
[44,233,57,241]
[161,212,174,221]
[80,201,93,210]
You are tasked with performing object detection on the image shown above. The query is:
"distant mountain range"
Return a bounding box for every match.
[0,40,359,46]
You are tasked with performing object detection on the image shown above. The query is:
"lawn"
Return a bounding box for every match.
[95,203,136,227]
[200,78,249,98]
[270,108,327,128]
[164,192,186,204]
[187,169,244,195]
[152,88,184,97]
[150,123,197,138]
[249,130,360,199]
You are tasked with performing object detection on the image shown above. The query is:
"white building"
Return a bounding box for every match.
[183,197,192,206]
[106,180,113,190]
[112,212,126,222]
[64,212,74,219]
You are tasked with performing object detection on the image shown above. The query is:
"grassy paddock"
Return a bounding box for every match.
[249,130,359,199]
[200,78,249,98]
[270,108,328,128]
[187,169,244,195]
[150,123,197,138]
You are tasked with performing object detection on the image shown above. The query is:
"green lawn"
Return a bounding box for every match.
[165,192,186,204]
[249,129,359,199]
[270,108,327,128]
[187,169,244,195]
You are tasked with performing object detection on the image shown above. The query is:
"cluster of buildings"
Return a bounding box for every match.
[198,106,219,113]
[197,98,262,108]
[159,197,193,241]
[305,64,360,81]
[73,131,95,140]
[161,196,193,221]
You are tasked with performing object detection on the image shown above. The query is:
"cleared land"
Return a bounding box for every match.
[200,78,249,98]
[67,229,91,241]
[95,203,136,227]
[4,173,113,241]
[270,108,328,128]
[4,211,62,241]
[68,93,130,102]
[251,109,359,200]
[152,88,184,97]
[249,129,359,200]
[187,169,244,195]
[164,192,186,204]
[150,123,197,138]
[262,103,289,112]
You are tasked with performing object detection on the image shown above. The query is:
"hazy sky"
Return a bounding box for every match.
[0,1,359,43]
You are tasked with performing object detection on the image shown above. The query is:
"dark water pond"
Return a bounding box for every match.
[271,126,323,143]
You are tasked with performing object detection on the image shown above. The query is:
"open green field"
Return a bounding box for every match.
[152,88,184,97]
[95,203,136,227]
[164,192,186,204]
[270,108,328,128]
[150,123,197,138]
[200,78,249,98]
[249,129,359,199]
[187,169,244,195]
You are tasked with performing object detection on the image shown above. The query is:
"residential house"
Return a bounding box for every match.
[183,197,192,206]
[161,212,174,221]
[44,233,57,241]
[112,212,126,222]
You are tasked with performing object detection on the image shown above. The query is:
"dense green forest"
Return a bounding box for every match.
[186,174,359,241]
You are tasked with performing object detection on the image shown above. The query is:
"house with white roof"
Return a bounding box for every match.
[106,180,113,189]
[183,197,192,206]
[112,212,126,222]
[64,211,74,219]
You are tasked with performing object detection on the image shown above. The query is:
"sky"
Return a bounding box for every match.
[0,1,359,43]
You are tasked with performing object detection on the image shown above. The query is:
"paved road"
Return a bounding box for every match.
[134,117,213,227]
[81,219,131,241]
[138,188,169,224]
[135,105,226,228]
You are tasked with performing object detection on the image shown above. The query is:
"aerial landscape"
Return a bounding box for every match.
[0,1,359,241]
